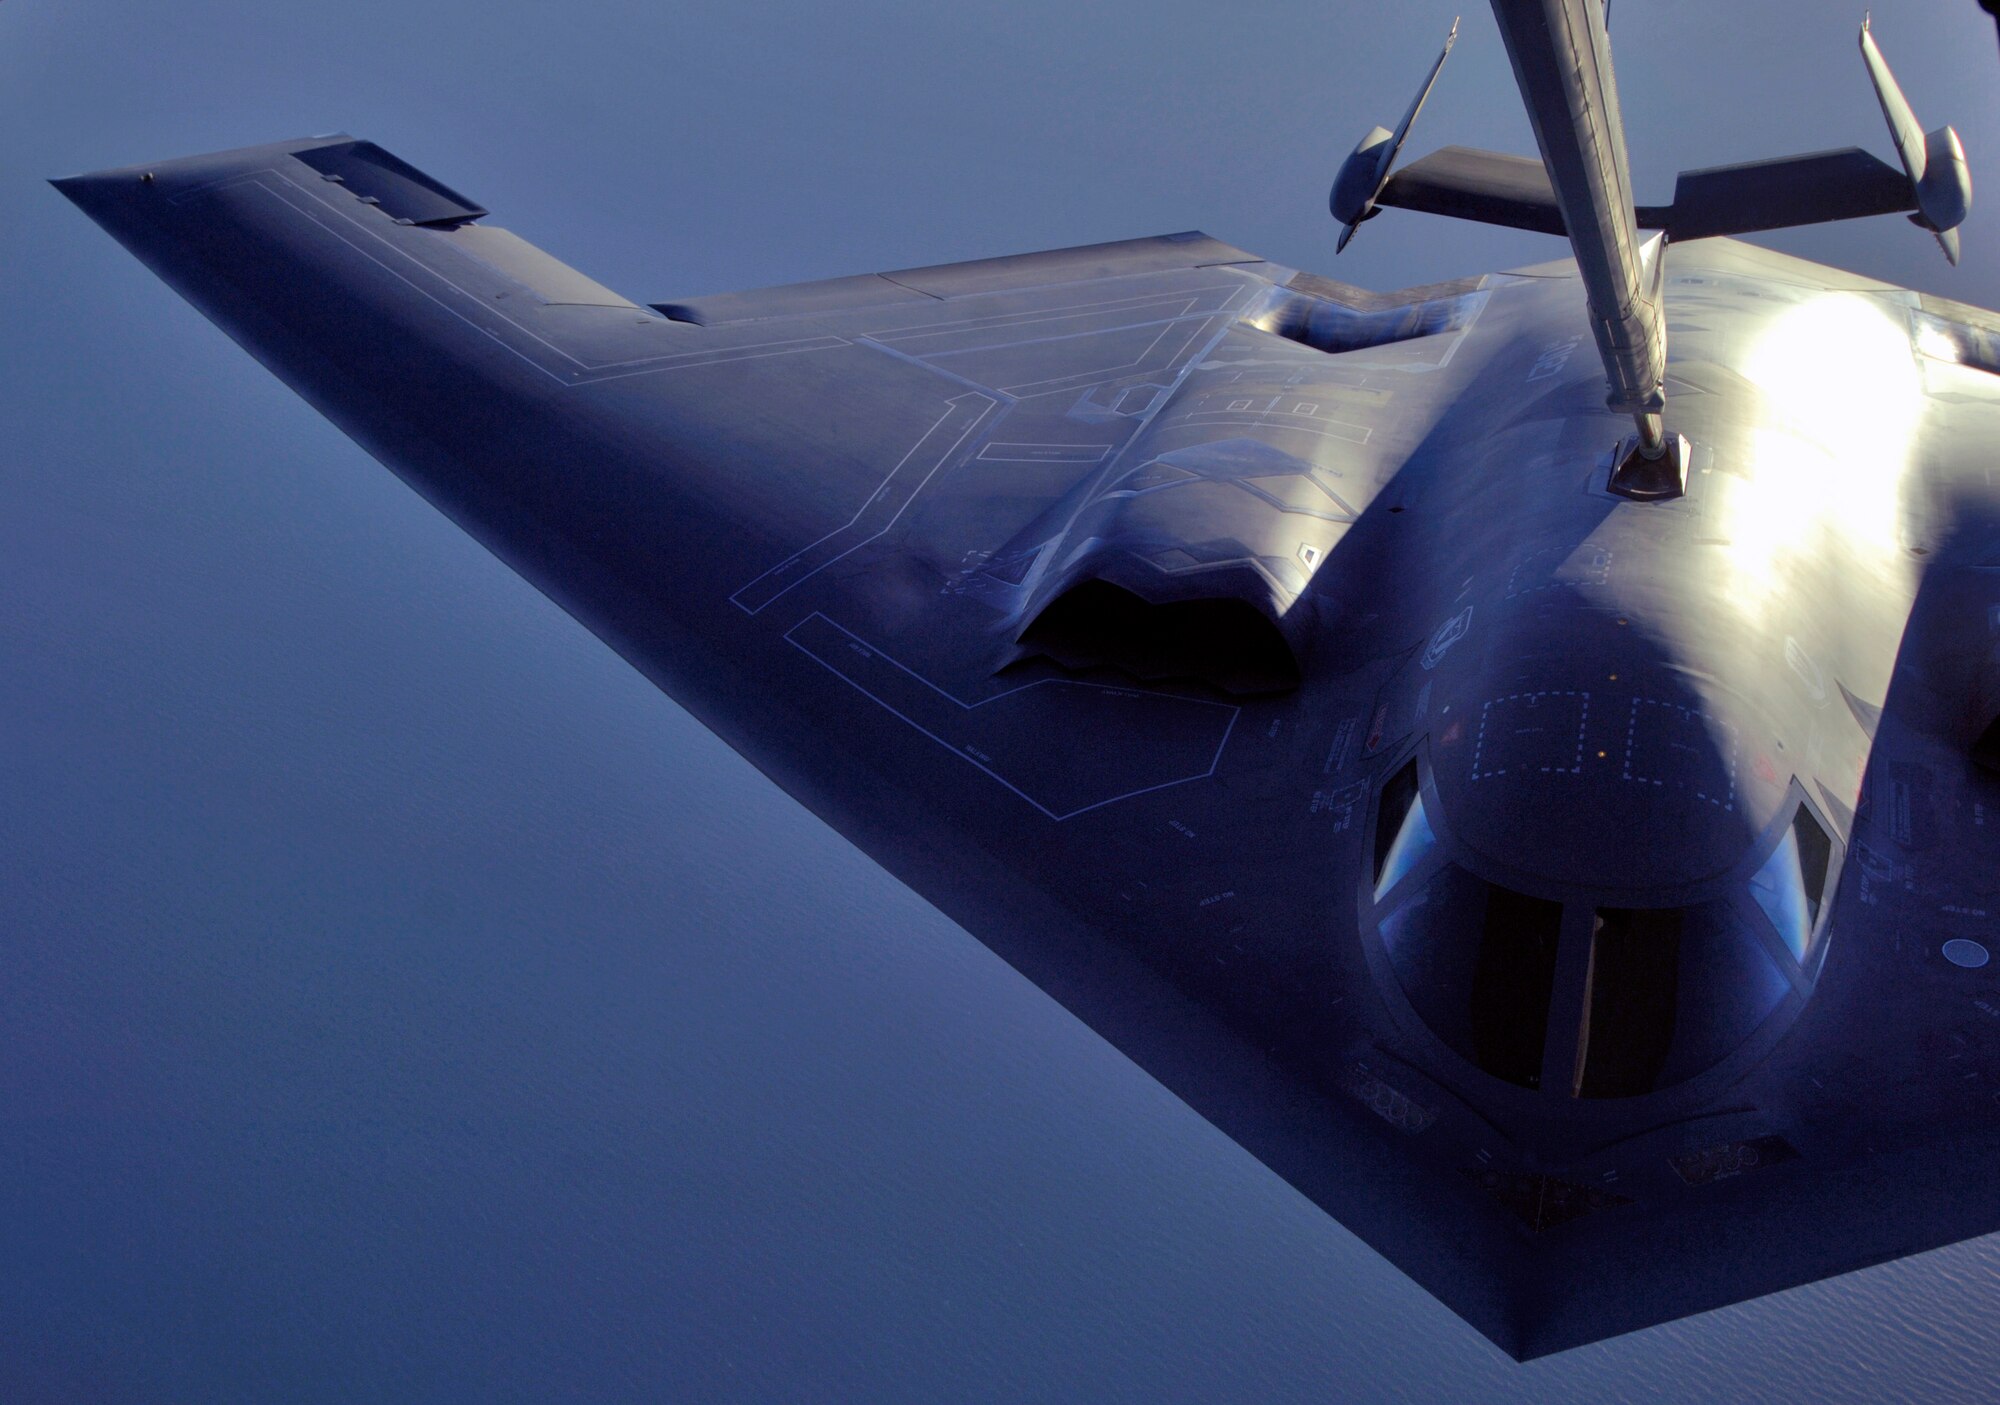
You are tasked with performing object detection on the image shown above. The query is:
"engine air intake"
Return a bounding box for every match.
[1017,579,1300,696]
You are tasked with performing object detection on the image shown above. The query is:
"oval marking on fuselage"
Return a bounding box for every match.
[1944,938,1991,969]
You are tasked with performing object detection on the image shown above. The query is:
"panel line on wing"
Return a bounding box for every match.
[920,309,1197,364]
[868,291,1216,344]
[179,169,848,385]
[174,170,584,387]
[731,394,1001,615]
[849,335,1016,400]
[1174,413,1373,445]
[1015,310,1258,596]
[998,314,1220,397]
[785,613,1238,821]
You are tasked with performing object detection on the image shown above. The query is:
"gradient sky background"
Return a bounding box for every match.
[8,2,2000,1400]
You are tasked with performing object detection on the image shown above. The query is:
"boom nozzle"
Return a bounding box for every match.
[1635,414,1666,458]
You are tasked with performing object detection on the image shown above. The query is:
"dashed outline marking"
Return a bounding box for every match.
[1471,690,1592,780]
[1623,697,1739,811]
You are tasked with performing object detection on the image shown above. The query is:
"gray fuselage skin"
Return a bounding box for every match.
[56,139,2000,1356]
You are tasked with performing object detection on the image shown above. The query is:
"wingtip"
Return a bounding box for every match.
[49,170,115,208]
[48,167,157,217]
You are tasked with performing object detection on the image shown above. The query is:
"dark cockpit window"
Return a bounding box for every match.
[1573,908,1680,1098]
[1975,713,2000,773]
[1574,904,1791,1098]
[1471,887,1565,1089]
[1380,866,1562,1089]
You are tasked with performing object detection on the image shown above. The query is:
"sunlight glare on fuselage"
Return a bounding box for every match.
[1718,292,1924,620]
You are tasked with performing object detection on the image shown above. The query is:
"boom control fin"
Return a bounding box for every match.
[1860,15,1972,265]
[1330,17,1459,254]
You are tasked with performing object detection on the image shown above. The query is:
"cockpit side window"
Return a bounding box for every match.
[1792,805,1833,931]
[1373,761,1435,900]
[1748,805,1836,963]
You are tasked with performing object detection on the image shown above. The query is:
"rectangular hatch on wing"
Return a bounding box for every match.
[294,141,487,226]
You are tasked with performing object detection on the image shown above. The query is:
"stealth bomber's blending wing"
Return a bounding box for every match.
[55,125,2000,1358]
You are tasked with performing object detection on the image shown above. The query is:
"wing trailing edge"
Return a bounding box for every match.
[1328,16,1461,252]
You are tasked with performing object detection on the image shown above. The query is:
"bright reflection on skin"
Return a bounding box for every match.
[1718,293,1924,620]
[1912,316,1962,365]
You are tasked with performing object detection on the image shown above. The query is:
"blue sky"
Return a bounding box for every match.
[7,2,2000,1399]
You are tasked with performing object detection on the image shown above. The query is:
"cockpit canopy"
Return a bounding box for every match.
[1370,760,1832,1098]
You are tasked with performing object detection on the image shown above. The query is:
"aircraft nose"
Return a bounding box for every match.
[1405,587,1794,896]
[1354,592,1840,1102]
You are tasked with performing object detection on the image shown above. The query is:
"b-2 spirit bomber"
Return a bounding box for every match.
[55,0,2000,1357]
